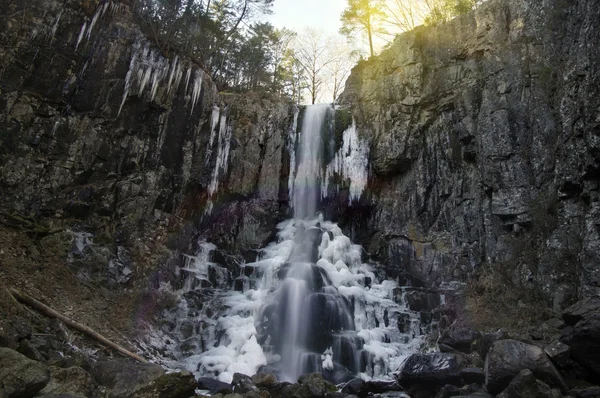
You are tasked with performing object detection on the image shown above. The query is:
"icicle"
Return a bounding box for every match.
[190,70,204,112]
[167,56,179,94]
[75,22,87,50]
[287,107,299,207]
[101,1,110,17]
[322,119,370,204]
[208,113,231,197]
[48,11,62,42]
[86,6,102,41]
[118,42,141,116]
[205,105,221,165]
[184,65,193,94]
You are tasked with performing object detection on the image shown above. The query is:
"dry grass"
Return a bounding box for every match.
[465,263,553,333]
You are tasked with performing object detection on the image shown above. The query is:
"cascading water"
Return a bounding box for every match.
[157,105,427,385]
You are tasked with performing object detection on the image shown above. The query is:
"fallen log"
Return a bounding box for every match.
[9,288,147,363]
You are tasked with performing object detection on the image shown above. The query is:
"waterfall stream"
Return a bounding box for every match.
[158,105,426,385]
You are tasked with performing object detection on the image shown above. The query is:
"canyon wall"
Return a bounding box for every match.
[340,0,600,308]
[0,0,294,290]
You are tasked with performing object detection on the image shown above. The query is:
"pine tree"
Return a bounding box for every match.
[340,0,385,57]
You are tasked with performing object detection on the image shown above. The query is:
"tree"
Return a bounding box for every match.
[423,0,478,25]
[324,39,358,102]
[292,29,337,104]
[340,0,385,57]
[382,0,429,32]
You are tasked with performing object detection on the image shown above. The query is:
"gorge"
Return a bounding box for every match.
[0,0,599,397]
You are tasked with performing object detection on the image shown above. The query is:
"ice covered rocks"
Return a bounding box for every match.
[484,339,567,394]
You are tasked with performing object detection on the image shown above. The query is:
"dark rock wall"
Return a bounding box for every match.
[0,0,294,284]
[340,0,600,304]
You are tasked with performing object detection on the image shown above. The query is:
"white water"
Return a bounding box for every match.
[291,104,330,219]
[152,105,424,385]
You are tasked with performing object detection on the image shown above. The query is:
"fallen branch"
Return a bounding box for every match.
[9,288,147,363]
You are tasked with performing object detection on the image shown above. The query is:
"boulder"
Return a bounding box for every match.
[484,339,567,394]
[545,340,571,368]
[439,328,481,353]
[365,380,404,394]
[397,353,465,396]
[0,347,50,398]
[560,301,600,377]
[460,368,485,385]
[37,366,96,397]
[563,297,600,325]
[495,369,562,398]
[251,372,278,388]
[341,378,368,397]
[570,387,600,397]
[134,371,197,398]
[232,373,258,394]
[297,373,336,397]
[197,377,233,395]
[90,360,165,397]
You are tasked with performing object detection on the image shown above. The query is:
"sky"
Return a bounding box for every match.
[266,0,347,34]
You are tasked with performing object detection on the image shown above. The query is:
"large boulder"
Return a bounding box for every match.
[439,328,481,353]
[496,369,562,398]
[90,360,165,397]
[133,371,197,398]
[197,377,233,395]
[484,339,567,394]
[561,298,600,377]
[0,347,50,398]
[397,353,465,397]
[297,373,337,397]
[37,366,96,397]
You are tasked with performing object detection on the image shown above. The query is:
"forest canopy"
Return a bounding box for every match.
[133,0,481,103]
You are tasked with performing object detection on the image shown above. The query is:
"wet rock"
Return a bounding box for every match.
[232,373,259,394]
[341,378,368,397]
[563,297,600,325]
[251,372,278,388]
[0,347,50,398]
[496,369,562,398]
[570,386,600,398]
[197,377,233,395]
[404,291,441,312]
[90,360,165,397]
[460,368,485,385]
[398,352,465,395]
[434,384,459,398]
[134,371,197,398]
[297,373,336,397]
[439,328,481,353]
[545,340,571,368]
[560,299,600,377]
[365,380,404,394]
[37,366,96,397]
[484,339,567,394]
[16,338,44,362]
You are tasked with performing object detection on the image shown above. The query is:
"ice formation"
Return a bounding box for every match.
[155,105,424,385]
[323,120,370,204]
[287,107,299,205]
[117,40,199,116]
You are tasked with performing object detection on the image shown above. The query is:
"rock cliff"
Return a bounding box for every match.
[0,0,295,293]
[339,0,600,308]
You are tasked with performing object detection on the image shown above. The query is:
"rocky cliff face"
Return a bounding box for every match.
[340,0,600,307]
[0,0,294,291]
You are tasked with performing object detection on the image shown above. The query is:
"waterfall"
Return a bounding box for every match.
[291,104,331,219]
[158,105,426,385]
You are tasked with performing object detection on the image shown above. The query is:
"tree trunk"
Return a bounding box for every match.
[9,288,147,363]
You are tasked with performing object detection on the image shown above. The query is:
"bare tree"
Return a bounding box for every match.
[382,0,429,32]
[324,39,358,102]
[292,28,337,104]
